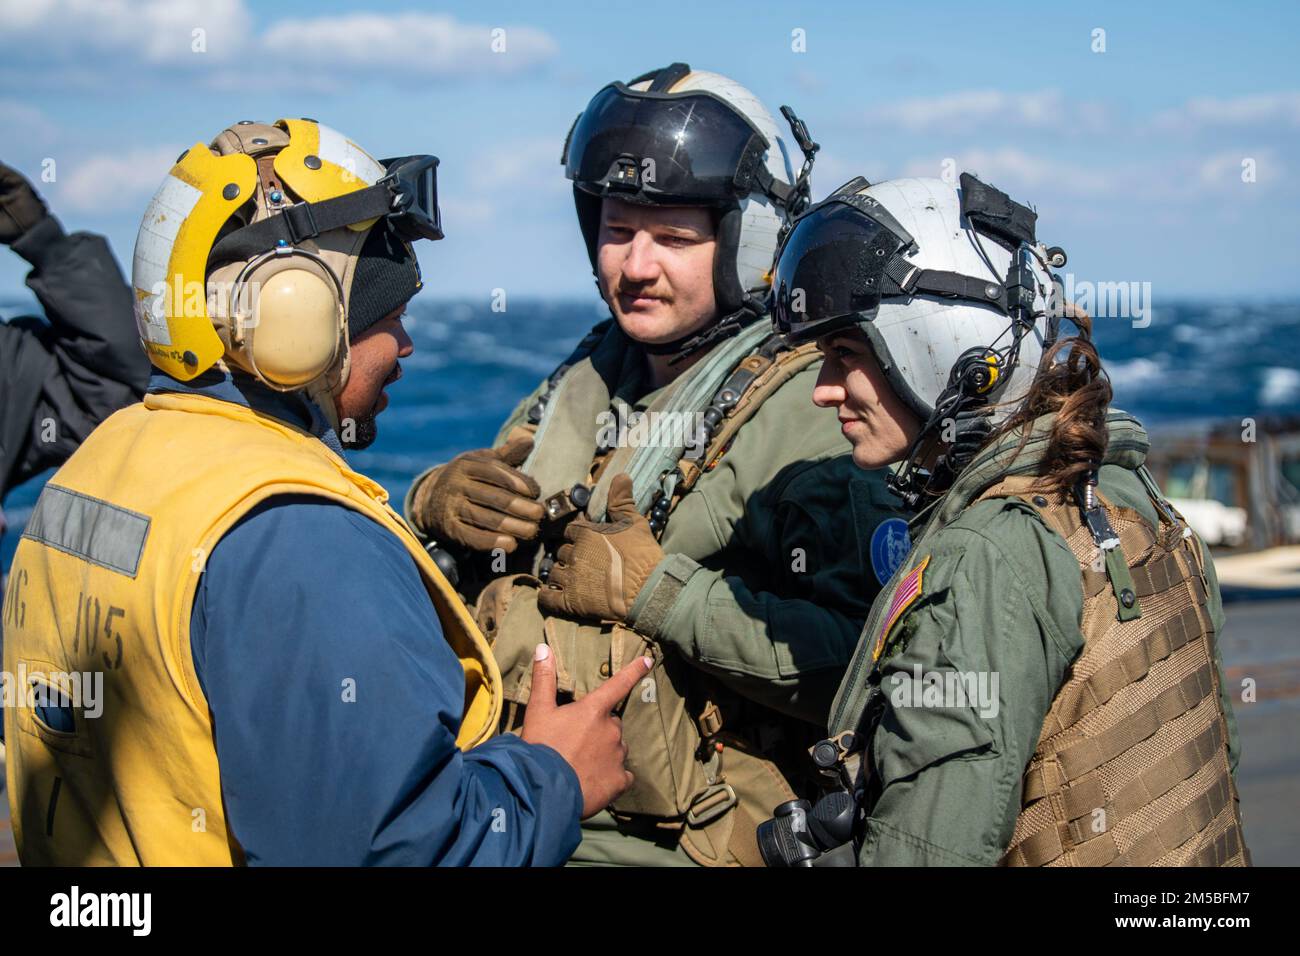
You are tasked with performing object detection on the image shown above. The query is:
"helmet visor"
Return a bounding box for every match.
[772,200,912,342]
[564,83,768,203]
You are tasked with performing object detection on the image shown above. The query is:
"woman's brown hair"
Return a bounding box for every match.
[990,304,1113,493]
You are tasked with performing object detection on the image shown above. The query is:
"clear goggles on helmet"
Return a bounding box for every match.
[562,82,772,203]
[771,188,915,343]
[209,154,442,265]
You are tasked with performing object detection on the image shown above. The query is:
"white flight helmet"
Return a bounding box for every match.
[773,174,1061,427]
[563,62,814,330]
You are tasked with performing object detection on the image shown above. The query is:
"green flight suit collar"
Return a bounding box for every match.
[908,408,1151,538]
[829,407,1151,740]
[530,318,774,522]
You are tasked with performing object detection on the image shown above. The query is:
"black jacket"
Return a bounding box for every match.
[1,216,149,502]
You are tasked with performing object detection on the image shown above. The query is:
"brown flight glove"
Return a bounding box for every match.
[409,436,546,554]
[539,473,665,623]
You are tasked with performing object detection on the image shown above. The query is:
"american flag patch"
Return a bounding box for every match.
[871,555,931,663]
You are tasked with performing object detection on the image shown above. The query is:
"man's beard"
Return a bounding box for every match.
[341,411,378,450]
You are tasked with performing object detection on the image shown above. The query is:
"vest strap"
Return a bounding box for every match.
[1002,820,1068,867]
[666,343,821,518]
[1021,758,1063,805]
[1072,828,1121,866]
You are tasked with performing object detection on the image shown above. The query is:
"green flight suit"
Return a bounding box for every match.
[407,319,904,865]
[828,409,1243,866]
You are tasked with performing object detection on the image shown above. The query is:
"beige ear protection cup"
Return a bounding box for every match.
[225,246,347,391]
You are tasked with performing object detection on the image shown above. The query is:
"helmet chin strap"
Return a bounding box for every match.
[884,274,1041,510]
[308,379,343,435]
[886,388,981,511]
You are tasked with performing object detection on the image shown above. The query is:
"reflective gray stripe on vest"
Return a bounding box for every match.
[22,484,151,578]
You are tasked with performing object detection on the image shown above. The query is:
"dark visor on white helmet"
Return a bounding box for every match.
[773,175,1028,343]
[562,82,775,204]
[772,185,914,342]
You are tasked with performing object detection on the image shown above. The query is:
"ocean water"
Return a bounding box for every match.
[3,296,1299,570]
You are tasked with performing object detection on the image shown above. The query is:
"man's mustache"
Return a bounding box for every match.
[614,282,672,302]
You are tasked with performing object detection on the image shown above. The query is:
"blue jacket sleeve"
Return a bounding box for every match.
[190,494,583,866]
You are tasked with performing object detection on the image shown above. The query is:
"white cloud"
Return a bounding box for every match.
[260,13,557,77]
[439,139,572,231]
[0,1,558,89]
[1196,148,1282,188]
[866,89,1109,135]
[439,196,498,229]
[888,144,1293,218]
[902,148,1115,197]
[1155,92,1300,132]
[0,0,250,65]
[59,145,181,214]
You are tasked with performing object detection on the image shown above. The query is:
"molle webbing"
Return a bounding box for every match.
[974,475,1247,867]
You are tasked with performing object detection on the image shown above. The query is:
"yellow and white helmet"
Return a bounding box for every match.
[131,118,440,402]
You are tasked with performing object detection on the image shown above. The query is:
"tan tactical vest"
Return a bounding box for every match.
[481,343,824,866]
[975,475,1249,867]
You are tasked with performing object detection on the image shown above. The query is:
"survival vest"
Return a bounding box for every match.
[480,324,835,866]
[2,392,501,866]
[976,473,1248,866]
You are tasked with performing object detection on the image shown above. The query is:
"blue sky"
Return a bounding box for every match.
[2,0,1298,301]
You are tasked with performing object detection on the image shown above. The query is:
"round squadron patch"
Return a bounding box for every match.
[870,517,912,585]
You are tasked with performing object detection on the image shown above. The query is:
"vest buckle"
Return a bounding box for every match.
[686,783,737,827]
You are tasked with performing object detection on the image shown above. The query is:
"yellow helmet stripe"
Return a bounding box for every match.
[273,119,384,232]
[132,145,257,381]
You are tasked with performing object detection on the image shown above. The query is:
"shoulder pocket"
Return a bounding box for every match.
[871,611,998,785]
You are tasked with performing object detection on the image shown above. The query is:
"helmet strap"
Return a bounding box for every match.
[886,388,983,510]
[779,104,820,220]
[643,62,692,92]
[307,378,342,435]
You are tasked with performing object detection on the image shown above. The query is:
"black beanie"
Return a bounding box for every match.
[347,225,422,339]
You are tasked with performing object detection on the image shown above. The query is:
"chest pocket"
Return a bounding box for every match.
[17,658,97,760]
